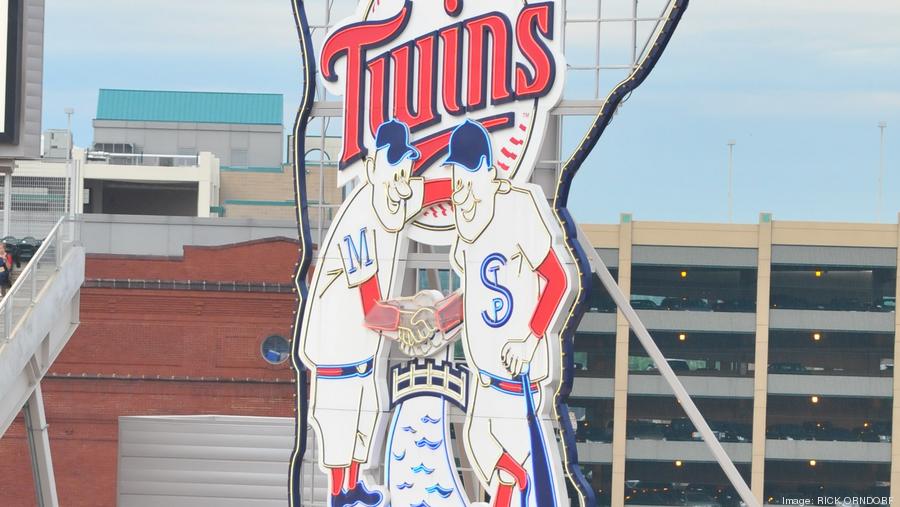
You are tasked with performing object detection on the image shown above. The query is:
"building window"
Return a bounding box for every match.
[261,335,291,365]
[630,266,757,313]
[417,269,460,295]
[770,265,896,312]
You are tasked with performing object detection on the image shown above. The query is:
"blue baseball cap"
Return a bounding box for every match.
[374,120,420,166]
[445,120,493,172]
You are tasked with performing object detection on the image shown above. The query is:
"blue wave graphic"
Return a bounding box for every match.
[402,426,417,434]
[411,502,432,507]
[425,484,454,498]
[414,438,443,450]
[420,415,441,424]
[396,482,414,490]
[392,449,406,461]
[410,463,435,475]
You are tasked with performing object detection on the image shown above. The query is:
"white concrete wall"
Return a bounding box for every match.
[14,150,221,218]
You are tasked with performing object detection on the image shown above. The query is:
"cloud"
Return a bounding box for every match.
[46,0,299,57]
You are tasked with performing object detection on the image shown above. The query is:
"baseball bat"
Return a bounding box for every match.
[522,372,555,507]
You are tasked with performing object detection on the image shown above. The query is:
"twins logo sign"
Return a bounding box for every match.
[288,1,691,507]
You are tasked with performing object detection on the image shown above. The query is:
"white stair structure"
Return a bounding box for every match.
[0,217,85,506]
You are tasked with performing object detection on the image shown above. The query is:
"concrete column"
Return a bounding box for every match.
[890,213,900,502]
[73,149,87,213]
[750,213,773,501]
[196,152,215,218]
[24,385,59,507]
[611,213,633,507]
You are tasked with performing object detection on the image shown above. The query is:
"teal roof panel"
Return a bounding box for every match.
[96,89,283,125]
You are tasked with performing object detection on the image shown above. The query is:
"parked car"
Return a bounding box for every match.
[714,489,747,507]
[647,359,692,372]
[660,296,712,311]
[715,299,756,312]
[630,299,660,310]
[666,418,696,441]
[766,424,812,441]
[625,483,682,506]
[871,421,892,441]
[682,491,722,507]
[855,426,881,442]
[627,420,666,440]
[768,362,805,374]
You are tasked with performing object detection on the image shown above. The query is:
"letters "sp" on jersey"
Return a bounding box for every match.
[480,253,514,328]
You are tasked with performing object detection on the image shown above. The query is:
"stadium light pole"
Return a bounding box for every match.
[727,140,736,223]
[878,122,887,222]
[64,108,75,218]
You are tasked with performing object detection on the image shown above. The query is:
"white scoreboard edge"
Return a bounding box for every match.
[0,0,43,161]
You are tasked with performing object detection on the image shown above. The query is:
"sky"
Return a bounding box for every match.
[41,0,900,225]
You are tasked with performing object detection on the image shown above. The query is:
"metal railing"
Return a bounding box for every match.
[85,151,200,167]
[0,216,78,343]
[83,278,293,293]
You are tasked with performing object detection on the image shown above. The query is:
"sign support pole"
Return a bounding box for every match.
[575,224,759,507]
[3,170,10,237]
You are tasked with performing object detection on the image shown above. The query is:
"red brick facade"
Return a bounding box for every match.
[0,238,302,507]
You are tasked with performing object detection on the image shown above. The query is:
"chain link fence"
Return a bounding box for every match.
[0,174,71,240]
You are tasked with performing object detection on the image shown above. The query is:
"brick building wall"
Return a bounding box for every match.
[218,160,341,224]
[0,238,302,507]
[224,203,296,220]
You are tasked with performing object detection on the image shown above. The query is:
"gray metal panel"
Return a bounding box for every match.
[636,310,757,333]
[772,245,897,267]
[596,248,618,268]
[578,312,618,334]
[632,246,757,268]
[118,416,294,507]
[575,442,613,464]
[765,440,890,463]
[769,309,895,333]
[81,214,299,256]
[767,374,892,398]
[93,119,283,168]
[628,375,754,399]
[571,377,615,398]
[624,440,751,464]
[0,0,44,159]
[93,119,282,134]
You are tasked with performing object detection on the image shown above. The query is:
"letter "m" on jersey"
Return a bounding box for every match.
[342,228,374,274]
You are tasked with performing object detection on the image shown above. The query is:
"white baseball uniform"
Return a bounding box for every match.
[451,184,571,503]
[300,180,423,468]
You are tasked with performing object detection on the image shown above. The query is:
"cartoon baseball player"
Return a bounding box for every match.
[445,120,577,507]
[299,119,451,507]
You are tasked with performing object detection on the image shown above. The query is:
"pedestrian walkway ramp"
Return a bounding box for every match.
[0,217,84,437]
